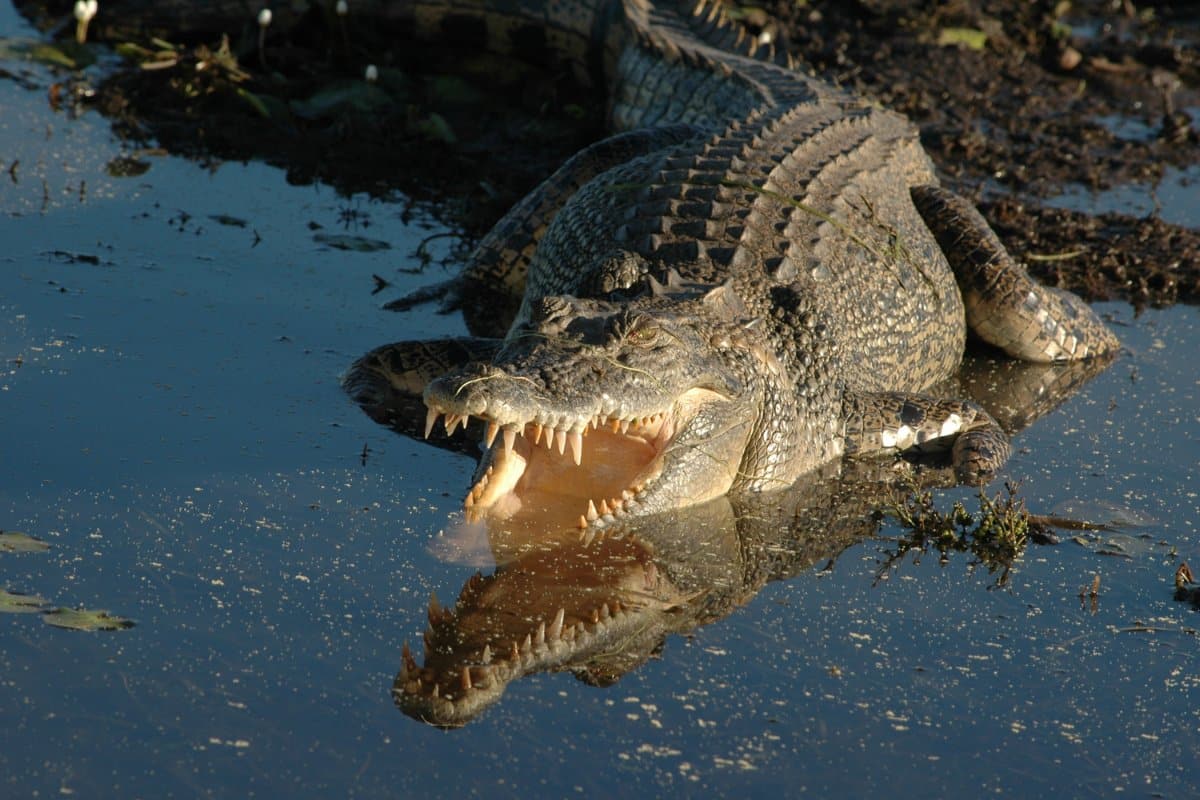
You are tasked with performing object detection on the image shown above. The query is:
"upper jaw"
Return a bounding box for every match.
[422,399,674,467]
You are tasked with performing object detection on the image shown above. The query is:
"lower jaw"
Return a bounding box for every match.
[468,470,657,537]
[465,430,665,531]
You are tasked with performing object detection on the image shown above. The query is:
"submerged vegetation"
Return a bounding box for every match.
[877,481,1053,587]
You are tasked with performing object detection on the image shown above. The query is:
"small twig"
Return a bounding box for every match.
[1025,249,1087,263]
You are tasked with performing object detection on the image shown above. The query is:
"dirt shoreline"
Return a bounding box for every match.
[12,0,1200,307]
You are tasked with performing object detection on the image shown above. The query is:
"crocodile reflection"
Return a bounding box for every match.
[398,463,883,727]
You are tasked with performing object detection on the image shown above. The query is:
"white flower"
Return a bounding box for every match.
[74,0,98,23]
[257,8,273,27]
[74,0,98,43]
[335,0,348,16]
[364,64,379,83]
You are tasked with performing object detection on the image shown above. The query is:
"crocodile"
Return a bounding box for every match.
[346,0,1118,533]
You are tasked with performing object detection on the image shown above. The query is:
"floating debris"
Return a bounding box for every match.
[43,608,135,632]
[0,531,50,553]
[314,232,390,252]
[0,588,49,614]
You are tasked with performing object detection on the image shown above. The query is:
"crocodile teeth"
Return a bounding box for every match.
[460,669,472,691]
[554,428,566,455]
[484,421,500,448]
[530,422,543,445]
[427,592,442,627]
[535,621,546,648]
[586,500,599,521]
[548,608,565,641]
[568,430,583,466]
[502,425,517,454]
[401,641,418,677]
[480,644,492,664]
[474,665,493,689]
[424,408,439,439]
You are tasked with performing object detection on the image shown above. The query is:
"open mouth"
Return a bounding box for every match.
[423,387,726,529]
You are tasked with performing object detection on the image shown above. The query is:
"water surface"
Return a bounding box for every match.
[2,5,1198,796]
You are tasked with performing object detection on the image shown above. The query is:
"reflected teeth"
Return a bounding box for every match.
[548,608,564,641]
[401,641,418,678]
[401,602,635,703]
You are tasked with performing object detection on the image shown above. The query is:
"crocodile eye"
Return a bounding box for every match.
[623,317,660,346]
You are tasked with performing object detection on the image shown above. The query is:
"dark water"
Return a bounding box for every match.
[2,5,1198,796]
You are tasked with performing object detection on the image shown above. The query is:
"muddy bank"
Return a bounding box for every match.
[12,0,1200,306]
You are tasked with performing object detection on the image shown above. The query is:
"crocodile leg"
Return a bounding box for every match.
[386,124,704,338]
[841,389,1011,485]
[910,185,1119,363]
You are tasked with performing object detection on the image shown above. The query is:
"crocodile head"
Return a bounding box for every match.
[424,283,776,530]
